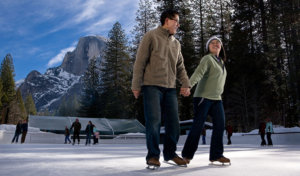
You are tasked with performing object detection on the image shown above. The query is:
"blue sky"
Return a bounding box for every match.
[0,0,140,81]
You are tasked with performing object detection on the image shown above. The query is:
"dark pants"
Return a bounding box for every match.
[143,86,180,161]
[21,131,27,143]
[73,131,80,143]
[260,133,266,145]
[182,97,225,161]
[266,132,273,145]
[227,134,232,145]
[202,135,206,144]
[86,133,91,145]
[12,132,21,143]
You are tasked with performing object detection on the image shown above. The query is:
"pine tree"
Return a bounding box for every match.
[24,93,37,115]
[7,89,27,124]
[0,78,3,109]
[0,54,16,124]
[100,22,132,118]
[78,56,101,117]
[225,0,266,131]
[16,89,27,118]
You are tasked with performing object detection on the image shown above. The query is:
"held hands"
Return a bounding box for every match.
[180,87,190,97]
[133,88,190,99]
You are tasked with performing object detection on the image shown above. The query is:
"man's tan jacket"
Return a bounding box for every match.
[132,26,190,91]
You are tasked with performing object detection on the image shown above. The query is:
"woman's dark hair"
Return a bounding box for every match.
[160,9,179,26]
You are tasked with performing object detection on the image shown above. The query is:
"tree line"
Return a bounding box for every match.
[2,0,299,131]
[75,0,299,131]
[0,54,37,124]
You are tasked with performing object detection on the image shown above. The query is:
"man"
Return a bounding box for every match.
[21,119,28,144]
[131,9,191,168]
[70,118,81,145]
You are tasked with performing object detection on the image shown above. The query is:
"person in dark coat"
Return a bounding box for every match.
[64,126,72,144]
[11,120,22,143]
[226,124,233,145]
[259,121,266,146]
[70,118,81,145]
[85,121,93,146]
[21,119,28,144]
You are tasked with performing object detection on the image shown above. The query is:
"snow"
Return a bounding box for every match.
[1,125,300,176]
[15,79,25,88]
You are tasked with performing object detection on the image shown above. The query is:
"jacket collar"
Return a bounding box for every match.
[158,26,173,38]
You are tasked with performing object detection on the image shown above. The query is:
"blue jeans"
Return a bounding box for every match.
[143,86,180,161]
[182,97,225,161]
[65,135,71,143]
[86,133,91,145]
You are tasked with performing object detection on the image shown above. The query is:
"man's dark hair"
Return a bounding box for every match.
[160,9,179,26]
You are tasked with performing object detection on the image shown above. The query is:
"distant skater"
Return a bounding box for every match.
[226,124,233,145]
[70,118,81,145]
[265,118,274,146]
[11,120,22,143]
[259,121,266,146]
[21,119,28,144]
[85,121,93,146]
[93,125,99,144]
[64,126,72,144]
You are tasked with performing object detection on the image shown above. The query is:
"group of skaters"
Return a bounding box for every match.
[259,118,274,146]
[11,119,28,144]
[64,118,99,146]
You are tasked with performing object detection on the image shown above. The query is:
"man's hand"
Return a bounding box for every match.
[180,88,190,97]
[132,90,140,99]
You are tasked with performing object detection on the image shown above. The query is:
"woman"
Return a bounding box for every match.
[85,121,93,146]
[181,36,230,164]
[265,118,273,146]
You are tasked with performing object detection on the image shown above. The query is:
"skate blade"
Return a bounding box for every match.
[163,161,187,167]
[209,161,231,166]
[146,165,160,170]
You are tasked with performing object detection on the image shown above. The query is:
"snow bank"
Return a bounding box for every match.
[0,124,41,132]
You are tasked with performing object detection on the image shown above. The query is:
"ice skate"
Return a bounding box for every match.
[183,157,191,164]
[210,157,231,166]
[146,158,160,170]
[164,156,187,167]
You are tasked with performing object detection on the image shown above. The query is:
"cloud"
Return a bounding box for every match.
[75,0,105,23]
[47,43,76,67]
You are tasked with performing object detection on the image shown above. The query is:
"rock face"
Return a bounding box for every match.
[19,36,106,112]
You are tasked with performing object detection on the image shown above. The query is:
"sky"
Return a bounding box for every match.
[0,0,140,81]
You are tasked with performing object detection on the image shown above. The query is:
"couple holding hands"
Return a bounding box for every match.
[131,10,230,168]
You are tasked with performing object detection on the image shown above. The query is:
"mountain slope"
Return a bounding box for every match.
[19,36,106,112]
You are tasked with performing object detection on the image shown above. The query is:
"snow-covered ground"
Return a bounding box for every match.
[1,125,300,176]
